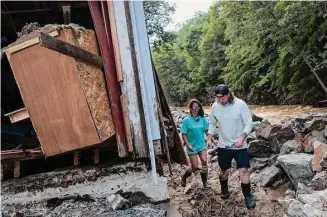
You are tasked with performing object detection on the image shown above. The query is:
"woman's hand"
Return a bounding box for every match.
[186,143,194,151]
[206,139,212,149]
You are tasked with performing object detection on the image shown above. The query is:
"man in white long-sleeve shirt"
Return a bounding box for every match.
[206,84,256,209]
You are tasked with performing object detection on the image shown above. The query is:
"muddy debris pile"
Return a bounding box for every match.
[170,110,327,217]
[1,162,170,217]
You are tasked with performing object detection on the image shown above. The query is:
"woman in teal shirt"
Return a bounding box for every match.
[181,99,210,188]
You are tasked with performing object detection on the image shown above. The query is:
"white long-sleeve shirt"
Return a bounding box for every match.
[208,97,253,149]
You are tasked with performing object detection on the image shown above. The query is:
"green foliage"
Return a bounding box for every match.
[143,0,176,46]
[151,1,327,105]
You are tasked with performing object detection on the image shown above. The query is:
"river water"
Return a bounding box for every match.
[176,105,327,124]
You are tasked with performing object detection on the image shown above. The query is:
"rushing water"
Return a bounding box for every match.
[176,105,327,124]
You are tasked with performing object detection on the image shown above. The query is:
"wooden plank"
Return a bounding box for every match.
[1,164,3,180]
[120,94,133,152]
[39,32,103,67]
[94,148,99,164]
[107,1,124,82]
[89,1,128,157]
[6,31,59,54]
[74,150,80,166]
[14,160,21,178]
[4,108,30,123]
[110,0,147,158]
[6,37,40,54]
[154,67,188,166]
[153,139,162,155]
[1,148,44,161]
[60,29,115,141]
[1,150,25,161]
[6,43,101,156]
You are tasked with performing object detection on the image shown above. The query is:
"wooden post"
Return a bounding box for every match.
[14,160,20,178]
[94,148,100,164]
[1,163,3,180]
[39,33,103,67]
[74,151,80,166]
[88,1,128,157]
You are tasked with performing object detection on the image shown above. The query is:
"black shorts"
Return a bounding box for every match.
[217,148,250,170]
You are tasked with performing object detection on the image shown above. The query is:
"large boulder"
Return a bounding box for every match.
[302,133,315,153]
[252,113,263,122]
[257,165,283,187]
[311,130,327,144]
[313,142,327,172]
[287,200,327,217]
[277,154,314,188]
[251,157,270,170]
[280,140,302,155]
[248,140,273,158]
[320,151,327,170]
[304,117,327,132]
[255,120,281,140]
[308,172,327,191]
[297,189,327,212]
[270,126,295,153]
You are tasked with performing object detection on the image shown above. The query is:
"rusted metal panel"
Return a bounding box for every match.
[88,1,128,157]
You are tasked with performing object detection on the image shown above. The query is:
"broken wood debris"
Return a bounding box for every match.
[39,32,103,67]
[4,108,29,123]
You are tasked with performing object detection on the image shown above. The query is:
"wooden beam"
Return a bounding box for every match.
[4,108,30,123]
[89,1,128,157]
[107,1,124,82]
[94,148,99,164]
[1,8,51,14]
[153,140,162,155]
[14,160,21,178]
[6,31,59,54]
[1,149,44,161]
[120,94,133,152]
[1,150,25,161]
[73,150,80,166]
[39,32,103,67]
[1,164,3,181]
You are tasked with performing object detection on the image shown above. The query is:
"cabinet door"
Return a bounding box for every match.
[6,43,101,156]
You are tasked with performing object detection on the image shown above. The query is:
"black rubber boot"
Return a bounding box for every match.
[200,171,208,188]
[220,178,229,199]
[181,168,192,187]
[241,183,256,209]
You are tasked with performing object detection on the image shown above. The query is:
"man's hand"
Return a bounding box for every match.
[186,143,194,151]
[235,137,245,148]
[206,139,212,149]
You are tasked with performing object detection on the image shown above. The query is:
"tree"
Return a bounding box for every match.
[143,0,176,46]
[152,1,327,105]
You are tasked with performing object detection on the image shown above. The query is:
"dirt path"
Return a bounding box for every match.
[164,158,286,217]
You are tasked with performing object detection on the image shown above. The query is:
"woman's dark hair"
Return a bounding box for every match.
[188,98,204,117]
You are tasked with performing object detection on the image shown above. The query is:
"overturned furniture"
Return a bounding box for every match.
[5,26,115,157]
[1,1,187,181]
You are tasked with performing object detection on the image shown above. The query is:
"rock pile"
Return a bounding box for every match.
[172,110,327,216]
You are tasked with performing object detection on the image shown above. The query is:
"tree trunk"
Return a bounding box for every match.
[301,54,327,94]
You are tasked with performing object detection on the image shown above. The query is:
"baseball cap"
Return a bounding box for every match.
[215,84,230,96]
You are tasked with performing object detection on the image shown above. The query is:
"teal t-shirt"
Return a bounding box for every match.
[181,115,209,155]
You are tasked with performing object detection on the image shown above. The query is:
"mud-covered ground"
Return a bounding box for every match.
[163,159,287,217]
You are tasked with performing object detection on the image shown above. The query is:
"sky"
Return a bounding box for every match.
[166,0,215,31]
